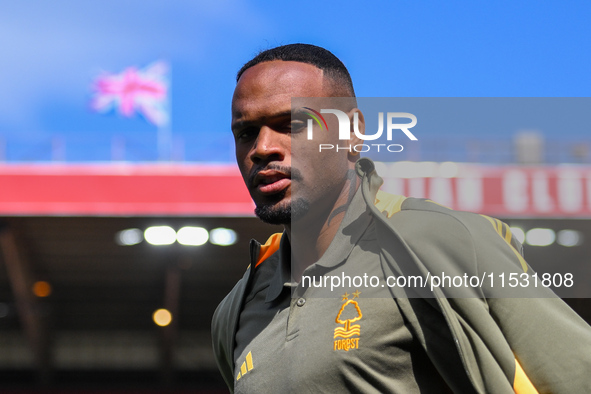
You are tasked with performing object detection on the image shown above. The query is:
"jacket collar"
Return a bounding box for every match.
[265,234,293,303]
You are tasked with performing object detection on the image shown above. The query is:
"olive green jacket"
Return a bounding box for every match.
[212,158,591,393]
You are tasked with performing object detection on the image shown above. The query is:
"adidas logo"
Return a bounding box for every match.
[236,351,254,381]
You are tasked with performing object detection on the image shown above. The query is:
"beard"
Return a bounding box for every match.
[250,164,309,225]
[254,193,310,225]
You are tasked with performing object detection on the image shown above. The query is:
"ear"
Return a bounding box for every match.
[347,108,364,157]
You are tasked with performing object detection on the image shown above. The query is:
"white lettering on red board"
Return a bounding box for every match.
[379,164,591,216]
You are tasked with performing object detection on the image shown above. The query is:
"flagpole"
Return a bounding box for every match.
[158,61,172,161]
[158,124,172,161]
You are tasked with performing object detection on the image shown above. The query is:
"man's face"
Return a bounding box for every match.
[231,60,352,225]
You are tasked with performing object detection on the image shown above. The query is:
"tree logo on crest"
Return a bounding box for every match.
[333,290,362,351]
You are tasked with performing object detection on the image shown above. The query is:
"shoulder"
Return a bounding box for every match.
[378,192,488,241]
[385,193,518,252]
[375,191,527,274]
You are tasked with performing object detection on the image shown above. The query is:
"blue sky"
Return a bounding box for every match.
[1,1,590,163]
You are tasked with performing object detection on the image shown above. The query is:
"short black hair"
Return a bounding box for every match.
[236,43,356,97]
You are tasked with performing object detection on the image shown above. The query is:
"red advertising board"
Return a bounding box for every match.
[0,164,254,216]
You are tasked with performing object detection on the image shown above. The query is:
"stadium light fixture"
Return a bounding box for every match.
[144,226,176,246]
[152,309,172,327]
[210,228,238,246]
[116,228,143,246]
[176,226,209,246]
[557,230,582,247]
[525,228,555,247]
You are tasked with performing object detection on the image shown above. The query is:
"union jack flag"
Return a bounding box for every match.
[90,61,169,127]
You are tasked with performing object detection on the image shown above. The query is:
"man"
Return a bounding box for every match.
[212,43,591,393]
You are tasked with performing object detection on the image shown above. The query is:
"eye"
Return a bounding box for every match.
[290,119,306,132]
[235,127,258,142]
[290,114,309,132]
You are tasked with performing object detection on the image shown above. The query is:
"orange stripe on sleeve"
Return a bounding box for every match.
[504,223,513,244]
[513,358,538,394]
[495,218,502,235]
[482,214,497,230]
[255,233,282,268]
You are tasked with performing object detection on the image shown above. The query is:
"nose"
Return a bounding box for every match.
[250,126,286,164]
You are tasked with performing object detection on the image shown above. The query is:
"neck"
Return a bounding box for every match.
[285,169,359,282]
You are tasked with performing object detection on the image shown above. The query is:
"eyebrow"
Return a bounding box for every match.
[231,110,293,132]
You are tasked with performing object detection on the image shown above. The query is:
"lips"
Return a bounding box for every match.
[253,170,291,194]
